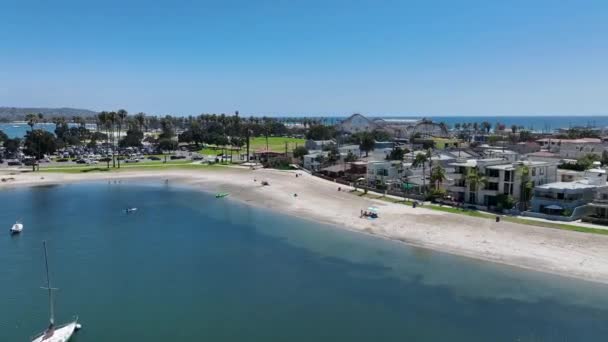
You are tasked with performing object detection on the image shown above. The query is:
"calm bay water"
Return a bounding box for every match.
[1,182,608,341]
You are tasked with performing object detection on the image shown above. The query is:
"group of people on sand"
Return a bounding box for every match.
[360,209,378,219]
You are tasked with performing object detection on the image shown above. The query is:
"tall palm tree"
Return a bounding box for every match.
[517,165,533,210]
[116,109,128,168]
[412,152,429,193]
[135,112,146,132]
[25,113,37,131]
[97,112,111,168]
[465,167,487,204]
[430,164,446,190]
[108,111,118,167]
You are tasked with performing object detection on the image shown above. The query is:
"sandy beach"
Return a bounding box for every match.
[3,166,608,285]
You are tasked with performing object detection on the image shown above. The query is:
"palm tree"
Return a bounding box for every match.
[412,152,429,193]
[25,113,37,131]
[116,109,128,168]
[135,112,146,132]
[97,111,111,168]
[430,164,446,190]
[465,167,487,204]
[517,165,533,210]
[359,132,375,157]
[108,111,118,167]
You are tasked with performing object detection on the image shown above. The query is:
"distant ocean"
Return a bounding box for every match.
[2,116,608,138]
[318,115,608,132]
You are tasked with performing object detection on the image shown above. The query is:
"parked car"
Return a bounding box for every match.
[23,159,38,166]
[124,159,139,163]
[7,160,22,166]
[148,156,161,160]
[75,159,88,164]
[57,158,69,162]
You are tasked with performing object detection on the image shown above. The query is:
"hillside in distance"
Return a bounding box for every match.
[0,107,98,121]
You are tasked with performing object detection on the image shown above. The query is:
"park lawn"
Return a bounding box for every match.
[198,136,305,155]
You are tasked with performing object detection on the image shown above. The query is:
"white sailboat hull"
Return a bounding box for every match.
[32,321,77,342]
[10,223,23,233]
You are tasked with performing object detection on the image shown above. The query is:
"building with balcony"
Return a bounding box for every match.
[583,187,608,225]
[447,159,558,209]
[366,160,410,190]
[528,168,607,220]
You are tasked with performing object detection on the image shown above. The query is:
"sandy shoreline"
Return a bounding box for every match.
[3,167,608,285]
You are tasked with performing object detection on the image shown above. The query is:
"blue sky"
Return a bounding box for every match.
[0,0,607,116]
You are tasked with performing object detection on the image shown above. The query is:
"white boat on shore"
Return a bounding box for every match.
[31,241,81,342]
[10,221,23,234]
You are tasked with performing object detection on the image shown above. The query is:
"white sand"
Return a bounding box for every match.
[3,167,608,284]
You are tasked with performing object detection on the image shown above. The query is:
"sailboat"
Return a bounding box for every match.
[31,241,81,342]
[10,220,23,234]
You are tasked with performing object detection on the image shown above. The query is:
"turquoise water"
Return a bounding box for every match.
[2,182,608,341]
[0,123,97,139]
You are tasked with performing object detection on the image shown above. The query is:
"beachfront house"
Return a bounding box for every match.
[303,152,327,171]
[526,168,607,220]
[366,160,407,190]
[447,159,558,209]
[583,187,608,225]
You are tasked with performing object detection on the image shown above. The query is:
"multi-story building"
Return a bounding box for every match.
[528,168,607,220]
[583,186,608,225]
[536,138,604,158]
[447,159,558,208]
[366,160,410,190]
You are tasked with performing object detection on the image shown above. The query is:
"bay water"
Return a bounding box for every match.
[1,182,608,341]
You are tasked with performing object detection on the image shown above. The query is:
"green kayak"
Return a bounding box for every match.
[215,193,229,198]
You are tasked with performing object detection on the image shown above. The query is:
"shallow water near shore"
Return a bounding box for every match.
[1,182,608,341]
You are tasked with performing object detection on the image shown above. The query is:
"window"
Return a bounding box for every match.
[485,169,499,177]
[532,168,536,176]
[486,182,499,191]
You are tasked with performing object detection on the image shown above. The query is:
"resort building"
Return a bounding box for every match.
[447,159,558,209]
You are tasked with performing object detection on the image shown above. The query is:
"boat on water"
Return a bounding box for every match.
[125,207,138,213]
[215,192,229,198]
[31,241,81,342]
[10,221,23,234]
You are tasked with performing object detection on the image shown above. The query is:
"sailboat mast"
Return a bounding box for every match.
[43,241,55,326]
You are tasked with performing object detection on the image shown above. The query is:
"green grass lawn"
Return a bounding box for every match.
[198,136,305,155]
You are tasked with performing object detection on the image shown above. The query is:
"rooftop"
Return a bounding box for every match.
[536,181,600,190]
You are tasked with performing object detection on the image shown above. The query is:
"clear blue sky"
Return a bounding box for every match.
[1,0,607,116]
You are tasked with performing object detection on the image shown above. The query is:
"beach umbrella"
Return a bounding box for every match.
[367,207,378,212]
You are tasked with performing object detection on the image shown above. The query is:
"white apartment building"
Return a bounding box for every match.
[447,159,558,208]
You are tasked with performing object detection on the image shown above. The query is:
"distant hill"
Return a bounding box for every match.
[0,107,98,122]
